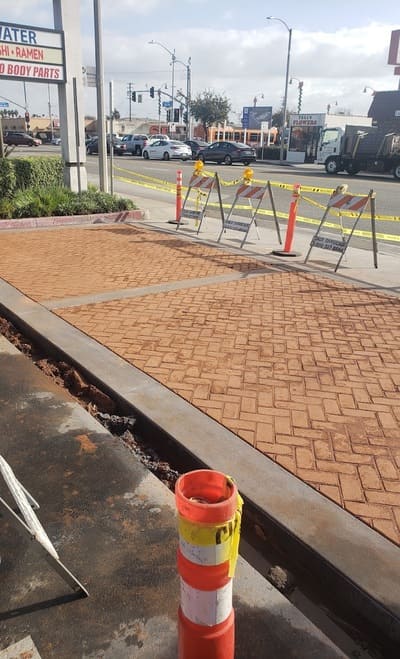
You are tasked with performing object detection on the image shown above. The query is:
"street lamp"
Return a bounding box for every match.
[175,55,192,138]
[363,86,376,95]
[149,40,176,127]
[148,41,191,137]
[253,92,264,107]
[289,77,304,113]
[266,16,292,164]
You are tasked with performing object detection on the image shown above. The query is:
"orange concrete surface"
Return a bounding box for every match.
[0,224,399,544]
[0,225,264,301]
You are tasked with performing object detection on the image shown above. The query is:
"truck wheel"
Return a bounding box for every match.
[345,162,360,175]
[325,157,339,174]
[394,164,400,180]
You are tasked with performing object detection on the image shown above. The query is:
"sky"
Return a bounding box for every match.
[0,0,399,124]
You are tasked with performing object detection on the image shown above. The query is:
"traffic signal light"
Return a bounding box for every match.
[25,111,30,124]
[131,91,136,102]
[166,109,171,122]
[149,86,155,98]
[173,108,180,123]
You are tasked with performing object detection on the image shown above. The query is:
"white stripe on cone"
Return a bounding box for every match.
[180,578,233,626]
[179,537,231,566]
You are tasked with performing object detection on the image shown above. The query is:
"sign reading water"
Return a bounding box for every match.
[0,21,65,83]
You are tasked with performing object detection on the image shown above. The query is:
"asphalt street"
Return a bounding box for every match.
[10,144,400,248]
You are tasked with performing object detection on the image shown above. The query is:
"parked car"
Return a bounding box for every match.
[51,136,61,146]
[148,134,170,143]
[86,137,127,156]
[184,139,210,159]
[197,141,256,165]
[3,131,41,147]
[85,134,97,146]
[121,134,149,155]
[142,139,191,161]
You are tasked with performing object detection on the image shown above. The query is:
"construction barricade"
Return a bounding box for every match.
[0,454,88,598]
[218,178,281,249]
[175,469,243,659]
[304,185,378,272]
[176,161,225,234]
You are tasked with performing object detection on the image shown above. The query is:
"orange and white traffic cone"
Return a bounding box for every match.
[175,470,243,659]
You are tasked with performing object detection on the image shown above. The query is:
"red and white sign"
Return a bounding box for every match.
[0,21,65,83]
[388,29,400,65]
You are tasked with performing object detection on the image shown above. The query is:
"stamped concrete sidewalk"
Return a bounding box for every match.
[0,223,399,546]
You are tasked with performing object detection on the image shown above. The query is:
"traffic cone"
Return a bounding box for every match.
[175,470,243,659]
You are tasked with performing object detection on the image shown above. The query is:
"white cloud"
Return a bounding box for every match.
[0,7,398,121]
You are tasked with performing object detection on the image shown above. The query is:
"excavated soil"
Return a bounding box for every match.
[0,315,179,490]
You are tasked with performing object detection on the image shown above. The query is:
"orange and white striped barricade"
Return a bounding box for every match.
[217,180,281,249]
[176,172,225,234]
[304,186,377,272]
[175,469,243,659]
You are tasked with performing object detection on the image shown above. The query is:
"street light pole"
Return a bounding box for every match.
[93,0,108,192]
[149,40,176,128]
[149,41,191,135]
[267,16,292,164]
[48,84,54,142]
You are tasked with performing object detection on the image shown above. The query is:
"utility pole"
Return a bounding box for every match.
[0,116,4,158]
[93,0,108,192]
[127,82,133,121]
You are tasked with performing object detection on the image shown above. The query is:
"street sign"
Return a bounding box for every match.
[261,121,269,131]
[163,100,172,108]
[0,101,9,107]
[82,65,96,87]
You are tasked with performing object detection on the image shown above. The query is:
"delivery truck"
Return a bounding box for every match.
[316,124,400,179]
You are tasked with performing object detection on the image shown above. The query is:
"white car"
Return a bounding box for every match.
[142,139,191,161]
[148,134,170,144]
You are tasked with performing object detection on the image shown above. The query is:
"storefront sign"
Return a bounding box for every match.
[290,113,325,127]
[0,21,65,83]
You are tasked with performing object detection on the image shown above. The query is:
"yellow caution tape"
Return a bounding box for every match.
[178,479,243,577]
[112,167,400,237]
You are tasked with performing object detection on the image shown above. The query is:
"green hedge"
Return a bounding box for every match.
[0,158,17,198]
[13,156,63,189]
[0,184,135,219]
[0,156,63,197]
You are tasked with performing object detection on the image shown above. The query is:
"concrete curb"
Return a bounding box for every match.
[0,276,399,653]
[0,209,145,230]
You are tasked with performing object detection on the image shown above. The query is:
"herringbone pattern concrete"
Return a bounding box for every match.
[0,225,399,544]
[0,225,265,301]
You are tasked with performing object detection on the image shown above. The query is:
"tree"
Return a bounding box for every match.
[190,91,231,139]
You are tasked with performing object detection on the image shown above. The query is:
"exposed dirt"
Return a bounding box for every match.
[0,315,179,490]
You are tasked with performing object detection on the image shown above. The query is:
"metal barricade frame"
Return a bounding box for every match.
[176,172,225,234]
[0,454,88,598]
[304,187,377,272]
[217,180,281,248]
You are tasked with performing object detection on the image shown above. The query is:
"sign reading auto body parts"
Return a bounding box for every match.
[0,21,65,83]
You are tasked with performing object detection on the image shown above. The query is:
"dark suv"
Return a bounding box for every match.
[86,136,127,156]
[3,131,41,147]
[197,141,256,165]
